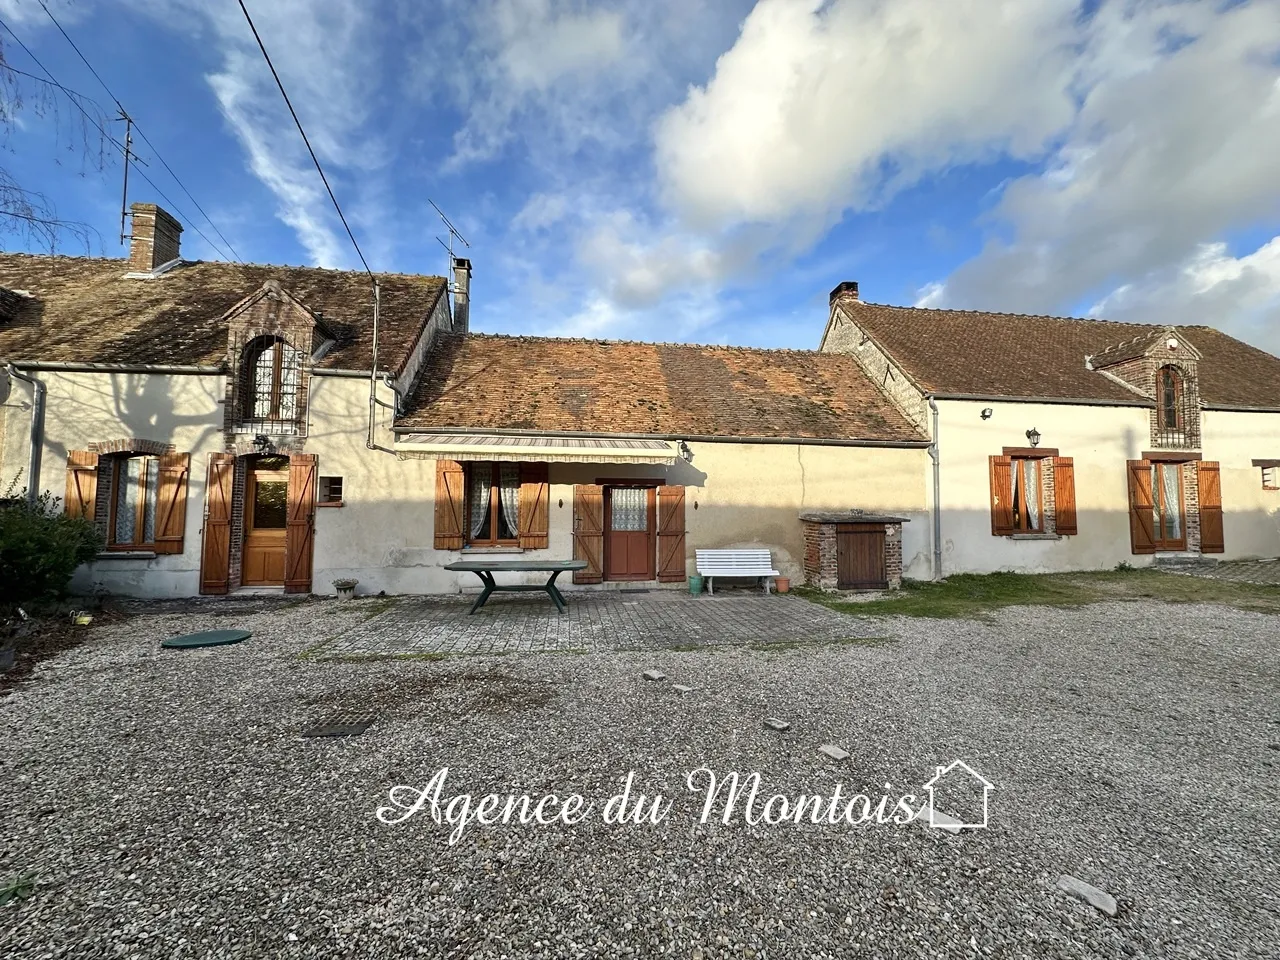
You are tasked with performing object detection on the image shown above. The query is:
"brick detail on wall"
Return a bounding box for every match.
[1094,343,1202,450]
[1183,460,1201,553]
[226,456,248,590]
[88,438,175,456]
[802,517,904,592]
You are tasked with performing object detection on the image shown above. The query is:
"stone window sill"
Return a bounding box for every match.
[461,546,525,554]
[95,550,157,560]
[316,501,344,508]
[1008,533,1062,541]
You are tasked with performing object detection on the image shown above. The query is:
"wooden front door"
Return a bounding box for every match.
[242,459,289,586]
[836,523,887,589]
[604,486,655,581]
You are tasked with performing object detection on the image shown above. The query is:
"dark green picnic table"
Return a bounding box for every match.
[444,559,588,615]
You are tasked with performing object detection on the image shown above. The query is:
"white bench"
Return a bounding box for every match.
[695,549,780,595]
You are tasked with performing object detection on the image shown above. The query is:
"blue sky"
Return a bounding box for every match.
[2,0,1278,353]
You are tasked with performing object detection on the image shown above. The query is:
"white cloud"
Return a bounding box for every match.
[1088,237,1280,353]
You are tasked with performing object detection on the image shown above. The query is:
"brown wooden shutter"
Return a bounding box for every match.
[199,453,235,595]
[989,455,1014,535]
[518,463,550,549]
[656,485,687,582]
[572,484,604,584]
[153,453,190,554]
[434,459,466,549]
[1197,460,1224,554]
[64,451,99,520]
[1127,460,1156,555]
[284,454,318,594]
[1052,457,1078,536]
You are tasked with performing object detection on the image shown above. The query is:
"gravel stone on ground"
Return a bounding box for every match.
[1,593,1277,959]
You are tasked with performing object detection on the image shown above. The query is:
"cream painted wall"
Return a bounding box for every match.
[0,369,228,597]
[1200,409,1280,560]
[935,399,1152,574]
[936,399,1280,572]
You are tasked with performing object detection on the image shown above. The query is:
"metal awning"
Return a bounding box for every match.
[395,433,679,464]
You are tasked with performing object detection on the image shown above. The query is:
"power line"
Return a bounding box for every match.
[236,0,373,278]
[34,0,244,262]
[0,15,236,261]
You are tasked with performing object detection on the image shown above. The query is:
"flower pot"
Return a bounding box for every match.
[332,579,358,601]
[688,575,704,595]
[774,577,791,594]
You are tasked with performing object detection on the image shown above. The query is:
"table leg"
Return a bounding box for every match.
[544,571,568,614]
[468,571,496,615]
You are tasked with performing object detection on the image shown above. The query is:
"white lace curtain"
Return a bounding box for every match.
[499,464,520,538]
[468,469,491,538]
[468,464,521,539]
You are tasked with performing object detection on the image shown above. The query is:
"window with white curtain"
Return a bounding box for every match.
[466,462,520,544]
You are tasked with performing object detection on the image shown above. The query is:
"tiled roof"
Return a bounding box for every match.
[398,333,927,443]
[837,301,1280,408]
[0,254,446,371]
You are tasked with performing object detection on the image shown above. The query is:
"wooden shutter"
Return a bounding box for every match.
[153,453,190,554]
[656,485,687,582]
[1052,457,1078,536]
[989,455,1014,535]
[572,484,604,584]
[1197,460,1225,554]
[1127,460,1156,555]
[518,463,550,549]
[199,453,236,595]
[434,459,465,549]
[64,451,99,520]
[284,454,318,594]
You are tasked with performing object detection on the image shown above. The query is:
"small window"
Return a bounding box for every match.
[319,475,344,506]
[1157,365,1183,431]
[242,336,302,422]
[465,462,520,546]
[108,455,160,548]
[1264,466,1278,490]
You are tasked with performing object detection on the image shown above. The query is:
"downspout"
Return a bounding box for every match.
[366,279,381,450]
[928,396,942,580]
[382,373,403,417]
[5,364,45,508]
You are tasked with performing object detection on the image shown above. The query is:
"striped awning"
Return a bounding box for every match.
[395,433,679,464]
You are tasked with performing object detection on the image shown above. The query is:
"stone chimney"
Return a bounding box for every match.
[129,203,183,272]
[452,256,471,334]
[829,281,859,305]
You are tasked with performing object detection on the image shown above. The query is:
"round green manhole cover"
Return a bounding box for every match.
[161,629,251,650]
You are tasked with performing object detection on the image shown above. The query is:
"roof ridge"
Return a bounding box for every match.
[848,299,1137,326]
[459,331,835,357]
[0,251,445,282]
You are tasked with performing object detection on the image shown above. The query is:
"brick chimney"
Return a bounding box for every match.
[829,281,859,305]
[452,256,471,334]
[129,203,183,272]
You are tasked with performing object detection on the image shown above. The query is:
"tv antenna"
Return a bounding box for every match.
[429,199,470,287]
[114,109,149,246]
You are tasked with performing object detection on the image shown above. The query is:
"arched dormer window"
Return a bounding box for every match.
[243,335,302,422]
[1157,365,1183,431]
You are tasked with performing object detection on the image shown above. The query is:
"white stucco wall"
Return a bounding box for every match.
[1200,409,1280,560]
[935,399,1280,573]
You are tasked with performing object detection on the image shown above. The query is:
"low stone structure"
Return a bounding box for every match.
[800,510,907,591]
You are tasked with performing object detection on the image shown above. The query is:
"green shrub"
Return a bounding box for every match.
[0,487,103,606]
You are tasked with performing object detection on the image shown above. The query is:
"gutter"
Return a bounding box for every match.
[927,396,942,581]
[5,364,45,508]
[390,425,931,449]
[928,391,1149,408]
[4,360,223,375]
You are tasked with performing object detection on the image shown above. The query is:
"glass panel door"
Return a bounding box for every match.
[1150,463,1186,550]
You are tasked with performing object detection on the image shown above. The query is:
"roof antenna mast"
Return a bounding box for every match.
[428,198,470,293]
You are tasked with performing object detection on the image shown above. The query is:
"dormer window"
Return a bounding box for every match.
[243,335,302,422]
[1158,365,1183,431]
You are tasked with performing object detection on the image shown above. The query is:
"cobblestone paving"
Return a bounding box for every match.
[1172,557,1280,586]
[319,591,884,657]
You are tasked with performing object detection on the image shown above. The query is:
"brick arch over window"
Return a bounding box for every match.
[87,438,175,456]
[1156,364,1185,431]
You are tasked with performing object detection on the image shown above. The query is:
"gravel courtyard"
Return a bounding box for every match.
[2,593,1277,959]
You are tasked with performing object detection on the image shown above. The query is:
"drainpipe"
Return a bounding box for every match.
[366,279,382,450]
[5,364,45,508]
[928,396,942,580]
[381,373,403,418]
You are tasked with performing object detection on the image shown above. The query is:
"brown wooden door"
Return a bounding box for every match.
[572,484,604,584]
[836,523,887,589]
[242,460,289,586]
[605,486,655,581]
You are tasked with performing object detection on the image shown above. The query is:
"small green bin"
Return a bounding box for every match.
[688,575,704,595]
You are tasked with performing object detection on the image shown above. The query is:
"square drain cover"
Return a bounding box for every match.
[302,710,378,738]
[619,589,651,594]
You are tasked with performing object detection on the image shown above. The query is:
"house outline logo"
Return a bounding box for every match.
[922,759,994,830]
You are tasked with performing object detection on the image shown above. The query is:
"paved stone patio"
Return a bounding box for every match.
[318,591,884,657]
[1169,557,1280,586]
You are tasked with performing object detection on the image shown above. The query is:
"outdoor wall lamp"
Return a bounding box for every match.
[1026,427,1041,448]
[253,434,274,455]
[980,408,993,420]
[678,440,693,463]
